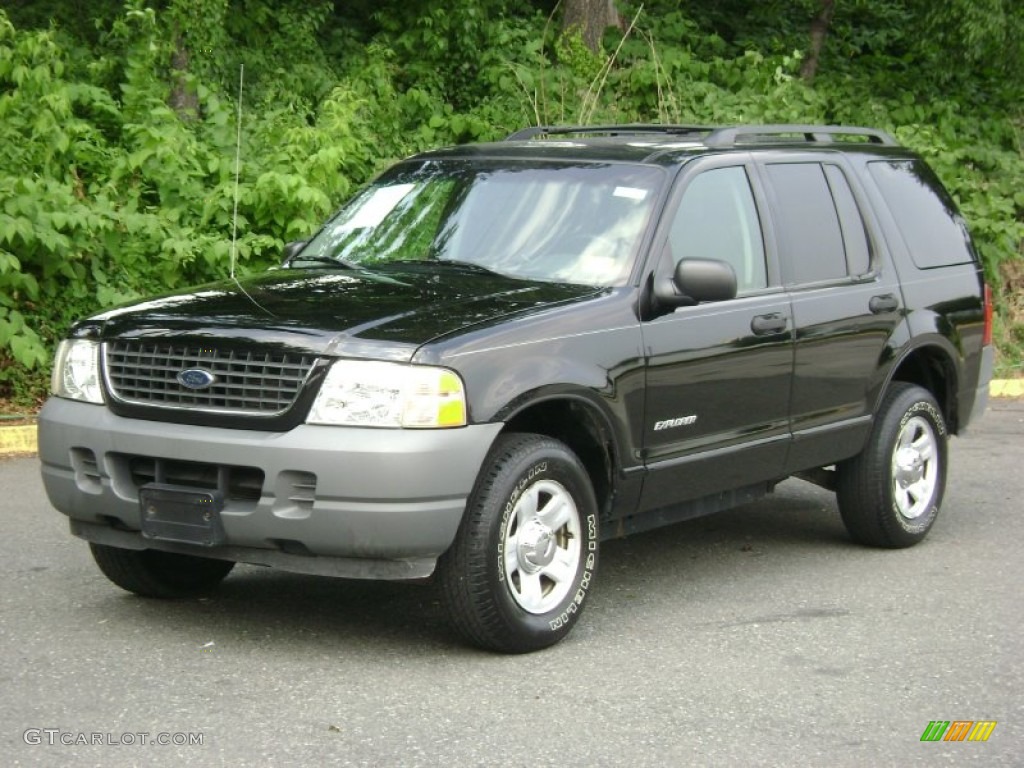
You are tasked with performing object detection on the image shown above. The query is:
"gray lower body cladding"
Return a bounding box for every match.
[967,345,995,428]
[38,398,503,580]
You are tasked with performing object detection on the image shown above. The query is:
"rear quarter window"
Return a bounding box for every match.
[867,160,976,269]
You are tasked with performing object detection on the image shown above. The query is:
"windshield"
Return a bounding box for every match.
[297,159,664,286]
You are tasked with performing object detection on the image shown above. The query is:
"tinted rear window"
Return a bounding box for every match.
[765,163,847,284]
[867,160,975,269]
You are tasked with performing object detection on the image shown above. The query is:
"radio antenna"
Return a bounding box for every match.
[229,64,244,280]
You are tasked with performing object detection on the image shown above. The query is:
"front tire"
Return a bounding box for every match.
[438,434,599,653]
[836,383,948,548]
[90,544,235,598]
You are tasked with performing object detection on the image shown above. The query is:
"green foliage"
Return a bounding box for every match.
[0,0,1021,405]
[367,1,533,110]
[556,27,605,83]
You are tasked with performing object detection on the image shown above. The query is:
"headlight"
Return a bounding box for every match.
[51,339,105,404]
[307,361,467,428]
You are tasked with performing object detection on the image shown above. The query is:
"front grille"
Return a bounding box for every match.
[105,341,316,415]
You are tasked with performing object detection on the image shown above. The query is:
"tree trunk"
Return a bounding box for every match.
[563,0,621,53]
[800,0,836,83]
[169,32,200,120]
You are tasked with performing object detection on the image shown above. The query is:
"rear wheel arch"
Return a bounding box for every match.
[881,341,961,433]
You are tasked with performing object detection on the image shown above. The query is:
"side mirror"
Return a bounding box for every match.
[282,240,308,264]
[653,258,738,310]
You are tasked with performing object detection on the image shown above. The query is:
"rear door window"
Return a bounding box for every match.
[764,162,877,285]
[763,163,847,285]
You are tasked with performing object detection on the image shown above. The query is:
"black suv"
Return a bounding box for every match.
[39,124,994,653]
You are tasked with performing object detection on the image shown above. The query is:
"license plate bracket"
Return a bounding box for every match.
[139,483,225,547]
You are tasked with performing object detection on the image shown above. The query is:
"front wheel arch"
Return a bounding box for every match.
[500,394,621,519]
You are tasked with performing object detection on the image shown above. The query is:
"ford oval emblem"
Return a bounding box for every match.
[176,368,216,390]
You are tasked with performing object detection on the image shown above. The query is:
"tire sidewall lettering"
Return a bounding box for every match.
[548,514,597,631]
[899,400,946,438]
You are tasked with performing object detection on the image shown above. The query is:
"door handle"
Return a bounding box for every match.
[751,313,788,336]
[869,293,900,314]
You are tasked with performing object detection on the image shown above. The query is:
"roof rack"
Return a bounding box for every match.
[506,123,898,147]
[505,124,714,141]
[702,124,897,147]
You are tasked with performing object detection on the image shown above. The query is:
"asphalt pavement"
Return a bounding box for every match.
[2,402,1022,767]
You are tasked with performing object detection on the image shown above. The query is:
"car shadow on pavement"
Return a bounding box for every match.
[92,480,854,654]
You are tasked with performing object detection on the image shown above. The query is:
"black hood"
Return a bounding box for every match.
[82,265,602,358]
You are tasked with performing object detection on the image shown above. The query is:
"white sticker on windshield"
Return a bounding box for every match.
[613,186,647,201]
[346,184,416,229]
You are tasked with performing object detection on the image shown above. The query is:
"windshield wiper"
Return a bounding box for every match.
[437,259,499,273]
[287,255,356,270]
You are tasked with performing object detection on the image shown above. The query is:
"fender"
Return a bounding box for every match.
[486,362,642,476]
[492,384,644,521]
[875,333,961,425]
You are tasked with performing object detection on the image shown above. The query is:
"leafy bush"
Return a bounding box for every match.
[0,1,1021,406]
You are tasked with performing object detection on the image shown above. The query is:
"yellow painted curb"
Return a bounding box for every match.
[0,424,37,456]
[990,379,1024,399]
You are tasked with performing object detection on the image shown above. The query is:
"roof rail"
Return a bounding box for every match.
[505,124,714,141]
[505,123,899,147]
[703,124,897,147]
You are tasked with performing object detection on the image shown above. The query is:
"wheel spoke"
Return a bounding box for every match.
[504,534,520,579]
[516,571,544,611]
[542,548,578,584]
[913,435,935,462]
[894,486,913,514]
[906,477,932,505]
[517,486,540,526]
[537,495,571,531]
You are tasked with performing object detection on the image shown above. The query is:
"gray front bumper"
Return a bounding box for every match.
[38,398,503,579]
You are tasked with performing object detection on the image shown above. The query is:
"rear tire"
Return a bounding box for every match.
[90,544,235,598]
[836,383,948,548]
[438,434,599,653]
